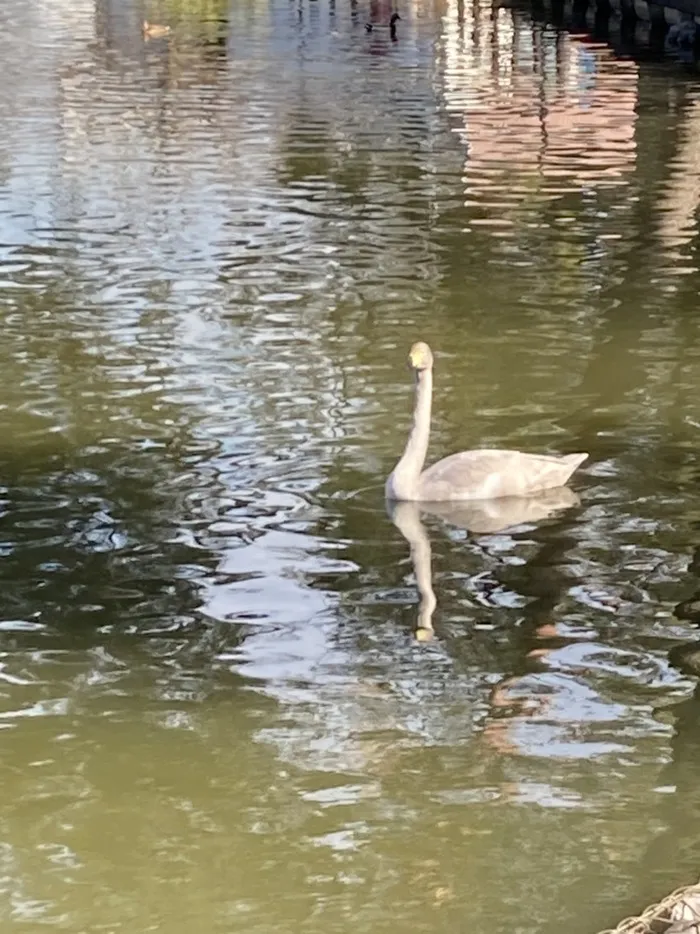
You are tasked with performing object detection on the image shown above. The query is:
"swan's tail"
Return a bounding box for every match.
[559,452,588,481]
[560,453,588,468]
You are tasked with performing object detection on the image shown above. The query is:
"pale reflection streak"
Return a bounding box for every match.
[656,94,700,268]
[441,0,638,227]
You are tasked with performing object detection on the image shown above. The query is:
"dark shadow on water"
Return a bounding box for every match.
[579,545,700,927]
[0,442,216,639]
[503,0,698,65]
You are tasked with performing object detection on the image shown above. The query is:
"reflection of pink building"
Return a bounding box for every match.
[441,0,638,221]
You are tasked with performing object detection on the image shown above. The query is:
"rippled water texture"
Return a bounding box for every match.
[3,0,700,931]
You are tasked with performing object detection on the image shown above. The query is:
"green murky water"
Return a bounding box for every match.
[3,0,700,931]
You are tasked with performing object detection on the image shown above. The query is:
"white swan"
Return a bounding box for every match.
[386,342,587,502]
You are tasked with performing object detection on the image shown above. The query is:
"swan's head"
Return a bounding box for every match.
[408,341,433,372]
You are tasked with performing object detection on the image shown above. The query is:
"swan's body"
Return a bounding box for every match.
[385,341,587,503]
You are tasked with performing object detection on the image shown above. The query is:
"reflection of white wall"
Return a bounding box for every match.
[0,0,94,246]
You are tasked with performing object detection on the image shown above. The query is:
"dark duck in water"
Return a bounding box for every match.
[365,12,400,37]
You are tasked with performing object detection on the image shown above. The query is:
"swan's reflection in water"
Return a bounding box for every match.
[388,499,438,640]
[388,487,580,640]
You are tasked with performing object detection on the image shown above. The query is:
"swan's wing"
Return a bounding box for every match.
[418,448,587,501]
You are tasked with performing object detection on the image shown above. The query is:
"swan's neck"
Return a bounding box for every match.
[388,369,432,500]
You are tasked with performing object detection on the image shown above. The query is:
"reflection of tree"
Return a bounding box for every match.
[276,105,360,190]
[0,255,222,636]
[0,441,214,634]
[643,544,700,892]
[272,60,440,228]
[630,586,700,908]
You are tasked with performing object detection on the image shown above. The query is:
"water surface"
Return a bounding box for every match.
[2,0,700,931]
